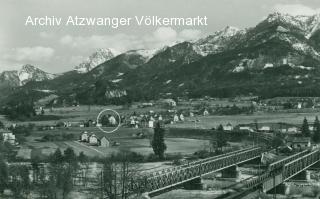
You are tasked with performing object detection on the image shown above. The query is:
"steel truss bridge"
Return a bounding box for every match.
[130,147,264,196]
[222,148,320,199]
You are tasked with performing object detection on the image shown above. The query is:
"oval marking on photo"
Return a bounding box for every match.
[96,108,121,134]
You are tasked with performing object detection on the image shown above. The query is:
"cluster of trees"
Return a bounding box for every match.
[0,129,169,199]
[0,126,16,160]
[1,102,36,121]
[40,133,75,142]
[99,150,142,199]
[215,104,255,115]
[0,147,89,199]
[210,125,228,152]
[301,117,320,143]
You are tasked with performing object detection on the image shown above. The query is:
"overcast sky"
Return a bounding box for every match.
[1,0,320,74]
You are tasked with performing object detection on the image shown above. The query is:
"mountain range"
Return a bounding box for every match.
[0,64,54,88]
[2,12,320,106]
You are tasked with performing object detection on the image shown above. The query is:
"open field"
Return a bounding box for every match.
[1,104,168,126]
[2,102,320,129]
[18,132,210,159]
[169,111,320,129]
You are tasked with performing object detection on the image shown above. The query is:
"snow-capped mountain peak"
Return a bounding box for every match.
[74,48,118,73]
[0,64,55,86]
[124,48,161,62]
[264,12,320,39]
[192,26,245,56]
[220,26,241,37]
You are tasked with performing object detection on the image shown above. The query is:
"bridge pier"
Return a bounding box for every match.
[221,165,241,181]
[291,170,311,181]
[183,177,203,190]
[267,183,290,195]
[140,193,151,199]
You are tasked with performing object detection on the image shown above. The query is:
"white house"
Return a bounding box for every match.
[179,114,184,121]
[203,109,209,116]
[239,126,252,131]
[280,129,287,133]
[163,99,177,107]
[148,120,154,128]
[173,114,179,122]
[2,131,15,145]
[286,137,311,150]
[88,134,99,145]
[158,115,163,121]
[142,102,153,107]
[287,127,298,134]
[259,126,271,132]
[80,131,89,142]
[223,123,233,131]
[108,116,117,126]
[100,137,110,148]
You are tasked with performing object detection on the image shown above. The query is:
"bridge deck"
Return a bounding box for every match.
[131,147,264,195]
[220,149,320,199]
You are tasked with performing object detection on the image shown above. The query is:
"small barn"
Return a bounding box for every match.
[100,137,110,148]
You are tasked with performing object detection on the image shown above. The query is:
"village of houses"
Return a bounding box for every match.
[1,96,319,160]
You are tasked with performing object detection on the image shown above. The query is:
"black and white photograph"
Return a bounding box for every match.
[2,0,320,198]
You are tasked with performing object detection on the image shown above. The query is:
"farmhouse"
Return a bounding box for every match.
[173,114,179,122]
[88,134,99,145]
[109,116,117,126]
[162,99,177,107]
[287,127,298,134]
[259,126,271,132]
[80,132,111,147]
[203,109,209,116]
[179,114,185,121]
[239,126,253,132]
[223,123,233,131]
[148,120,154,128]
[286,137,311,150]
[141,102,153,107]
[80,131,89,142]
[1,130,16,145]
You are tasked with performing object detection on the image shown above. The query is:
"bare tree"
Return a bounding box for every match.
[99,151,140,199]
